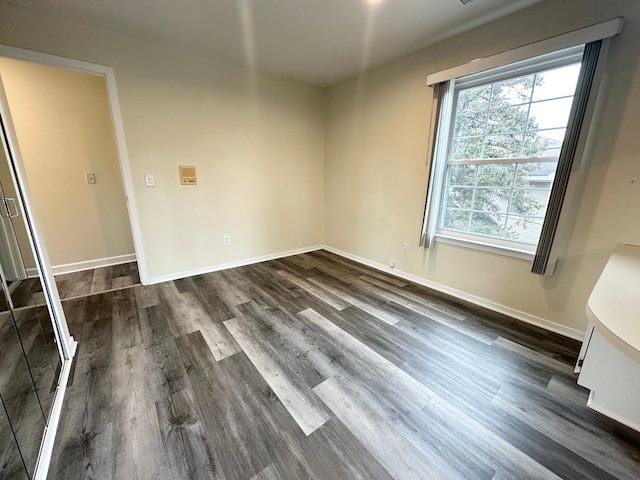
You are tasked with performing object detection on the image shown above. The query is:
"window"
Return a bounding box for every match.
[421,19,622,275]
[438,57,582,254]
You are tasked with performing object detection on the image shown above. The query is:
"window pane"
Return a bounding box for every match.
[521,132,549,157]
[512,188,551,215]
[483,134,522,158]
[452,137,483,160]
[476,163,516,187]
[470,212,506,236]
[490,75,534,107]
[505,214,544,243]
[457,85,491,113]
[444,186,474,209]
[532,64,581,101]
[473,187,509,213]
[455,111,487,137]
[442,209,471,231]
[487,105,529,135]
[529,97,574,130]
[446,164,476,186]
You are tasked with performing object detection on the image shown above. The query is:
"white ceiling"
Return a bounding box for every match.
[1,0,543,86]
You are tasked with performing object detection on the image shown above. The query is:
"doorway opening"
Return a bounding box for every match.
[0,45,144,479]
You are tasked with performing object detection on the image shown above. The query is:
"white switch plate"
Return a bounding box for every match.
[223,235,231,246]
[85,172,97,184]
[402,243,409,254]
[145,173,155,187]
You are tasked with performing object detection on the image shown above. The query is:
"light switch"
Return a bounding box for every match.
[85,172,97,184]
[145,173,155,187]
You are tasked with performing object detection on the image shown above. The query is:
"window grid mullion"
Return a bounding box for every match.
[502,163,520,237]
[466,165,480,231]
[479,87,494,159]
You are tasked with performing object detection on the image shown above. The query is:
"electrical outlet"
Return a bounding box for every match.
[402,243,410,254]
[85,172,97,184]
[389,259,396,268]
[223,235,231,246]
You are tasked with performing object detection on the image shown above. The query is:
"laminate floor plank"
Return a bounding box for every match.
[111,344,173,480]
[190,276,237,323]
[321,305,414,367]
[424,375,622,480]
[275,267,350,311]
[179,290,241,361]
[47,316,114,479]
[393,313,562,392]
[225,315,332,435]
[307,275,402,326]
[492,384,640,480]
[219,350,393,480]
[174,332,272,479]
[133,284,160,309]
[138,305,173,347]
[546,375,590,405]
[111,289,143,351]
[49,251,640,480]
[236,301,327,389]
[144,338,190,401]
[314,376,473,480]
[155,388,215,479]
[251,463,283,480]
[359,276,496,344]
[198,271,251,314]
[55,263,142,300]
[359,274,468,320]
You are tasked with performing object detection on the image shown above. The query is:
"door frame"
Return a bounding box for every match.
[0,43,149,286]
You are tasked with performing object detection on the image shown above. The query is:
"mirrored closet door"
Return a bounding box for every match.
[0,84,67,478]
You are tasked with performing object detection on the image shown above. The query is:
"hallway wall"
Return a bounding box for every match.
[0,57,135,268]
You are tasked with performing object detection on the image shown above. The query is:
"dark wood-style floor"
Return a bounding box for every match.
[55,262,141,300]
[48,251,640,479]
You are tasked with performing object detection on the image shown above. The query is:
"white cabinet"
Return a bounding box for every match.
[576,243,640,432]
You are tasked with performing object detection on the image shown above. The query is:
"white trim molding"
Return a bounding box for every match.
[146,246,324,285]
[51,253,137,276]
[33,348,77,480]
[426,17,623,85]
[322,245,585,341]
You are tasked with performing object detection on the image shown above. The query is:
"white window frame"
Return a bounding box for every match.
[421,18,623,274]
[430,48,584,258]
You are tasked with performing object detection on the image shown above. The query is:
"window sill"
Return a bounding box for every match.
[435,233,535,262]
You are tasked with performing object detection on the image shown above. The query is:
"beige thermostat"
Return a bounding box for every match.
[179,165,197,185]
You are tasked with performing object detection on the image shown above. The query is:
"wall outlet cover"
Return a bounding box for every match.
[144,174,155,187]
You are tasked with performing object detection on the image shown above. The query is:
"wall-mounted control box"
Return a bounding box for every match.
[179,165,197,185]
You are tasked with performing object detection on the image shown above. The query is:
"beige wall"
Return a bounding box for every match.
[0,57,135,267]
[324,0,640,333]
[0,4,325,280]
[0,0,637,334]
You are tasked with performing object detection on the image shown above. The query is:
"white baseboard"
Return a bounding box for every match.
[33,337,77,480]
[52,254,137,276]
[587,391,640,433]
[146,245,324,285]
[26,267,40,278]
[321,245,585,341]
